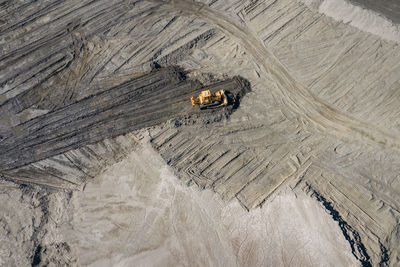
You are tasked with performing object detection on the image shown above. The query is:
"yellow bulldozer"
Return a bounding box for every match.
[191,89,228,108]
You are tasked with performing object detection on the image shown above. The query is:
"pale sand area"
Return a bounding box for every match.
[301,0,400,42]
[63,137,358,267]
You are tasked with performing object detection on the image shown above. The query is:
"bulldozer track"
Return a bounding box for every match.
[154,0,400,151]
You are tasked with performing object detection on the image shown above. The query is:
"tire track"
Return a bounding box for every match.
[156,0,400,151]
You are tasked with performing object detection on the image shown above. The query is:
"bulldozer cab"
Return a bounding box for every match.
[199,90,212,104]
[202,90,211,97]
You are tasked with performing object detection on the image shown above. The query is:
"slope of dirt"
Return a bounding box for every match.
[347,0,400,24]
[300,0,400,42]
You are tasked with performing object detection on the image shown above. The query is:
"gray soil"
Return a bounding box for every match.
[0,66,249,171]
[347,0,400,23]
[0,0,399,266]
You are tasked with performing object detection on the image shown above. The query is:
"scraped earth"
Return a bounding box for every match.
[0,0,400,266]
[63,139,358,266]
[0,66,249,172]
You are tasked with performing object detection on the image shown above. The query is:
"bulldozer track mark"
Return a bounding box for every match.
[155,0,400,151]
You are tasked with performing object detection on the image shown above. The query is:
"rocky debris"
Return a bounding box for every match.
[32,242,77,267]
[305,184,372,266]
[0,180,77,266]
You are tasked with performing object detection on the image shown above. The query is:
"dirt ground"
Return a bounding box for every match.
[0,0,399,266]
[63,138,359,267]
[0,67,248,171]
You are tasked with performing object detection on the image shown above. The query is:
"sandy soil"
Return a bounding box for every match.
[301,0,400,42]
[62,137,358,267]
[1,0,399,265]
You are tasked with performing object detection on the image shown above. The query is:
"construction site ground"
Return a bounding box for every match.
[0,0,399,266]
